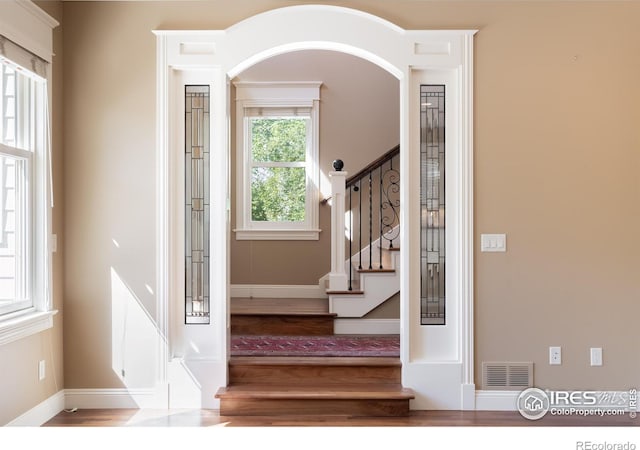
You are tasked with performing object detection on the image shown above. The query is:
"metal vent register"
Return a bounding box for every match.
[482,362,533,390]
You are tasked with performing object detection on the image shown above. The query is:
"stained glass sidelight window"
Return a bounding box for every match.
[185,86,210,324]
[420,85,446,325]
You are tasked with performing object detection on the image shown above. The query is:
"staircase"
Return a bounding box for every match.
[216,297,414,417]
[216,146,410,417]
[326,231,400,318]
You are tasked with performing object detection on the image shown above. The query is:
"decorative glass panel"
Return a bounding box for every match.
[420,85,445,325]
[185,85,210,324]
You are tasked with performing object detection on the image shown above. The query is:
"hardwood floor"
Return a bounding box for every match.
[31,408,639,450]
[42,408,638,427]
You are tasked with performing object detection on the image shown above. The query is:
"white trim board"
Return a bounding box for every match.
[6,390,64,426]
[64,388,167,410]
[475,390,520,411]
[230,284,327,299]
[333,318,399,335]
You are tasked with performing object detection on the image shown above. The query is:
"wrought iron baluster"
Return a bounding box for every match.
[368,171,372,270]
[349,186,353,291]
[358,179,362,270]
[380,153,400,252]
[379,164,383,269]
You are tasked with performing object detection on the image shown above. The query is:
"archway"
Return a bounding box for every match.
[154,5,476,410]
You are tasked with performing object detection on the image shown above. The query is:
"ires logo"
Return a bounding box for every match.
[517,388,637,420]
[548,391,629,407]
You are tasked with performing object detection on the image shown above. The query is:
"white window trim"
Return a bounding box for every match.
[233,81,322,240]
[0,0,58,346]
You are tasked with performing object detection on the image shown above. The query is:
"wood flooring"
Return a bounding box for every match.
[42,408,638,427]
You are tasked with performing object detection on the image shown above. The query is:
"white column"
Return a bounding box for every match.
[328,170,348,291]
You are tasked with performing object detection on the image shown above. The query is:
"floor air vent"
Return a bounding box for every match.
[482,362,533,390]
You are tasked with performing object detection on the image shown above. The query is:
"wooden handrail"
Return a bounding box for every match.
[346,144,399,188]
[321,144,399,204]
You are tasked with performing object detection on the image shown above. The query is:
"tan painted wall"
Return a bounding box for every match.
[230,50,399,285]
[1,1,65,426]
[58,0,639,393]
[364,293,400,319]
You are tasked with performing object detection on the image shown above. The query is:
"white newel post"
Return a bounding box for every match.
[329,165,348,292]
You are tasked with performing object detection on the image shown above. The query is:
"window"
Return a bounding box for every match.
[0,28,54,345]
[234,82,321,240]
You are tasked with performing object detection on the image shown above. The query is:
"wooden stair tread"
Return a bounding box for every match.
[357,268,395,273]
[216,384,415,400]
[232,311,336,317]
[232,311,336,316]
[325,290,364,295]
[231,297,330,315]
[229,356,401,367]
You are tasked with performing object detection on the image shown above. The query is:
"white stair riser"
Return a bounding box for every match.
[330,251,400,317]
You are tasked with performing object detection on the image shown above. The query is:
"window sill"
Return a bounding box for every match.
[0,309,58,347]
[234,228,321,241]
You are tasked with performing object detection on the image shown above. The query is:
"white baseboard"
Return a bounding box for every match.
[475,390,520,411]
[230,284,326,299]
[333,318,399,334]
[64,387,167,409]
[7,390,65,426]
[461,383,476,410]
[475,389,640,412]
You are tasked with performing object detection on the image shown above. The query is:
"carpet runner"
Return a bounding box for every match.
[230,334,400,357]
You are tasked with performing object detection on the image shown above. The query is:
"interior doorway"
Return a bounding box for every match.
[155,6,475,410]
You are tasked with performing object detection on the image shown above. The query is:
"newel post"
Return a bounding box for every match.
[328,160,348,292]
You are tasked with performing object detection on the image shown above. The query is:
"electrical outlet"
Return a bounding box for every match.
[38,360,46,381]
[549,346,561,365]
[590,347,603,366]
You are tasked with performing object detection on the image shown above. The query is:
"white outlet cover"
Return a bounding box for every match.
[549,346,562,365]
[38,360,46,380]
[590,348,603,366]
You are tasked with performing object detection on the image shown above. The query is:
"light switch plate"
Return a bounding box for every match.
[481,234,507,252]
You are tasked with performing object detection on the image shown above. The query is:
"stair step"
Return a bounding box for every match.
[231,315,336,336]
[357,268,395,273]
[216,384,414,416]
[229,356,401,385]
[231,298,335,335]
[325,290,364,295]
[231,297,329,314]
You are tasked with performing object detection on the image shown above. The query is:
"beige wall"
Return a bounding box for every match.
[1,1,65,425]
[230,50,399,285]
[56,0,640,395]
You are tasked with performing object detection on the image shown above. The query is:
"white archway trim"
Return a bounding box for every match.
[228,41,403,81]
[154,5,476,410]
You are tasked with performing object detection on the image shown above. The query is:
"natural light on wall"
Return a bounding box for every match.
[111,267,162,405]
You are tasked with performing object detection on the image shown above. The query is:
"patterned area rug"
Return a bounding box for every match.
[230,335,400,357]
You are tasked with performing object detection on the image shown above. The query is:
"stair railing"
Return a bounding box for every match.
[327,145,400,292]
